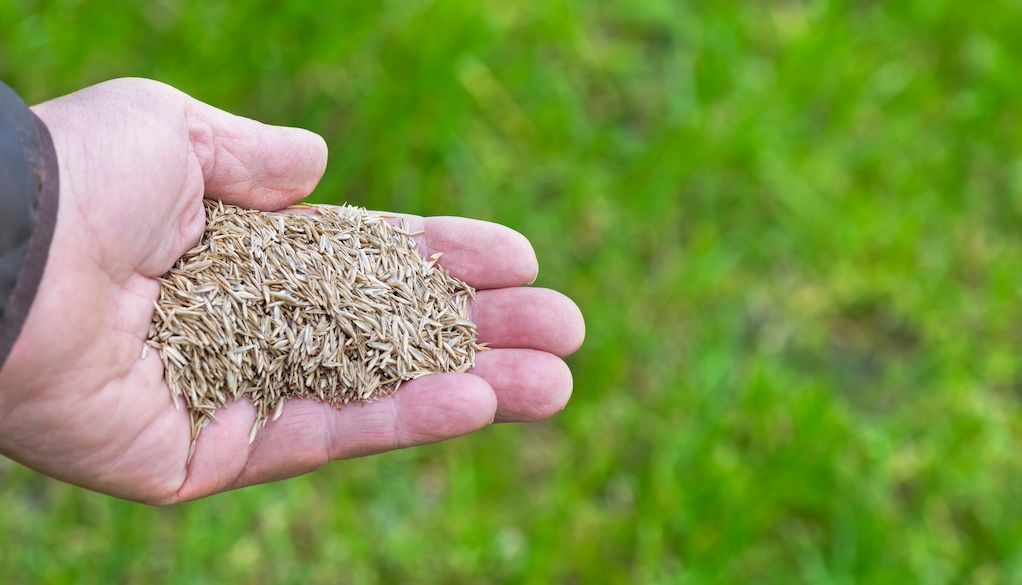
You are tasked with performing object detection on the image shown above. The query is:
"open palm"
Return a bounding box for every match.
[0,79,584,503]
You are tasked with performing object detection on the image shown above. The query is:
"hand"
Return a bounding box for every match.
[0,78,584,503]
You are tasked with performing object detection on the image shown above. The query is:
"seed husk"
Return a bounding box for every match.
[147,200,483,451]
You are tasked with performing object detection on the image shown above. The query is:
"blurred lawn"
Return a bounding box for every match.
[4,0,1022,582]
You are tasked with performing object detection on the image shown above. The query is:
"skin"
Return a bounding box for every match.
[0,78,584,504]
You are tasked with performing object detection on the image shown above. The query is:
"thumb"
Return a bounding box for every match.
[182,96,328,211]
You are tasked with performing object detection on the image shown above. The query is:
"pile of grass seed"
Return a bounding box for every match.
[147,200,483,445]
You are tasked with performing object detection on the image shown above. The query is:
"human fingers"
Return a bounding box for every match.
[182,94,328,210]
[470,288,585,357]
[469,348,573,422]
[172,373,496,500]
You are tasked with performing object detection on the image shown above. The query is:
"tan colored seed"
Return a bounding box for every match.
[147,201,483,449]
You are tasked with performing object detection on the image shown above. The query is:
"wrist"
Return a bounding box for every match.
[0,82,60,377]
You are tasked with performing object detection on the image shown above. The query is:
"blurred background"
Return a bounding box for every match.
[4,0,1022,582]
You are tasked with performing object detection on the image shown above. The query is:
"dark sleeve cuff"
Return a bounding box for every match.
[0,82,59,371]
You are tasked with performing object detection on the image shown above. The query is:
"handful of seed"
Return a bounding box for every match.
[147,200,483,445]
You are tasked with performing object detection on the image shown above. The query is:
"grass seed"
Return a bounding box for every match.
[147,200,483,448]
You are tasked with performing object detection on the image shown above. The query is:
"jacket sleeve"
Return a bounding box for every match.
[0,82,59,370]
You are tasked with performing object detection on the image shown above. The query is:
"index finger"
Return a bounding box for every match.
[298,206,540,290]
[404,215,539,290]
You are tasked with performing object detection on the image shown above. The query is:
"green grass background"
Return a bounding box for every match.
[4,0,1022,583]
